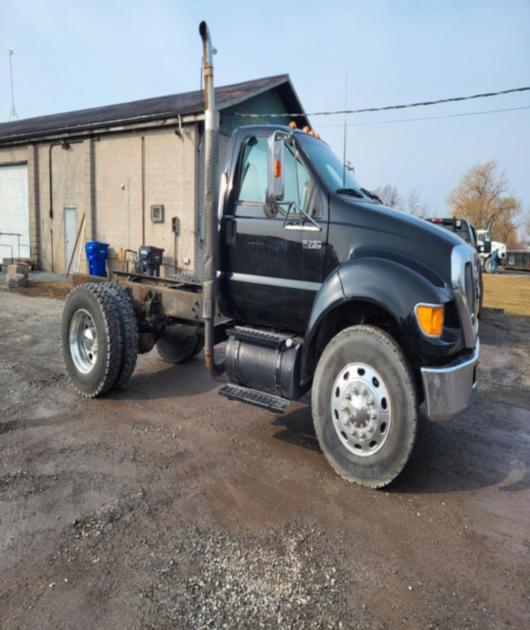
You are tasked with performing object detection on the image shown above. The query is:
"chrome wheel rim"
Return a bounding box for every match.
[330,362,392,457]
[69,309,98,374]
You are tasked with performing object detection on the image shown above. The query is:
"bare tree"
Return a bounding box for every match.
[374,184,429,217]
[447,161,521,243]
[406,188,429,218]
[374,184,401,208]
[519,208,530,248]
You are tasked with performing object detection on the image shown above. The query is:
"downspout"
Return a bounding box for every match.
[199,21,224,376]
[141,136,146,245]
[48,141,61,272]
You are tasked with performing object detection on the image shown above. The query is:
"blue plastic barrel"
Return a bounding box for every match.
[85,241,109,277]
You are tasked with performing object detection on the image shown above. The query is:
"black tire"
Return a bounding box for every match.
[62,283,123,398]
[99,282,139,388]
[311,325,418,489]
[138,331,156,354]
[156,333,203,364]
[190,334,204,358]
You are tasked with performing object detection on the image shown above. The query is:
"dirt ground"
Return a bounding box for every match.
[8,280,72,301]
[0,290,529,629]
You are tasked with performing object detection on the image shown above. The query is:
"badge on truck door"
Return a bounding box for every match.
[303,240,322,249]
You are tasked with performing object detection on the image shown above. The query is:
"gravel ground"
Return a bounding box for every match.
[0,291,529,629]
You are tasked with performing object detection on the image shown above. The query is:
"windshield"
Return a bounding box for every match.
[296,133,363,193]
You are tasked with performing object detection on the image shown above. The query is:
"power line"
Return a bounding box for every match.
[316,104,530,127]
[229,85,530,119]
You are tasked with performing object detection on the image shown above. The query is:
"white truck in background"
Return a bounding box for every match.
[476,229,506,273]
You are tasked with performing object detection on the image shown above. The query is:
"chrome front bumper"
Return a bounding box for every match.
[420,340,480,421]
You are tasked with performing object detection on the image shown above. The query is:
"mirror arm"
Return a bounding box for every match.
[281,201,296,229]
[300,207,321,229]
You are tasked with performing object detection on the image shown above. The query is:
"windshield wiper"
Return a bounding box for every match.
[335,187,364,199]
[361,188,382,203]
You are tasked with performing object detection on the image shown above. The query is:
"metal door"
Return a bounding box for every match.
[0,163,29,261]
[219,131,318,331]
[64,207,77,270]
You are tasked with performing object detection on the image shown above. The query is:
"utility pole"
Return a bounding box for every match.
[8,47,19,122]
[342,72,348,186]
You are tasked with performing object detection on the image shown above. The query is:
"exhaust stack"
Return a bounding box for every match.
[199,21,224,376]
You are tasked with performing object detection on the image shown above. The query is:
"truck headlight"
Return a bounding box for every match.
[415,304,444,338]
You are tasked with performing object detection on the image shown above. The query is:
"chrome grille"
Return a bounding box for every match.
[464,262,475,318]
[451,244,479,348]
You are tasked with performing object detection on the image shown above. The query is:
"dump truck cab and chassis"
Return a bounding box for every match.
[62,22,480,488]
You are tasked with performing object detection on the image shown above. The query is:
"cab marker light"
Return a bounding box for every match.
[415,304,444,337]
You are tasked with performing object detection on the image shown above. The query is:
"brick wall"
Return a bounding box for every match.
[1,123,200,274]
[36,140,89,272]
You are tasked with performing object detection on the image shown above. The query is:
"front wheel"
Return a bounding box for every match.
[312,325,418,488]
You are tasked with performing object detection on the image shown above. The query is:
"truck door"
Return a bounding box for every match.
[219,131,319,331]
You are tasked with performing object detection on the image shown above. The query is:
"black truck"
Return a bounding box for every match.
[62,22,480,488]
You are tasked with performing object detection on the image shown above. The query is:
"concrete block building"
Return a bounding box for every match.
[0,75,307,275]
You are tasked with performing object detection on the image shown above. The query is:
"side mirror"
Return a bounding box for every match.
[266,131,286,216]
[484,239,492,254]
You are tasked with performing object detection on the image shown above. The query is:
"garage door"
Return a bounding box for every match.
[0,163,30,261]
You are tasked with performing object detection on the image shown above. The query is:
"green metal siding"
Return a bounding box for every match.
[220,89,292,136]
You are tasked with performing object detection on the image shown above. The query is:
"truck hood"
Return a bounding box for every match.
[329,196,466,288]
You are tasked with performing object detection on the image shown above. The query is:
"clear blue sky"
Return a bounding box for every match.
[2,0,529,216]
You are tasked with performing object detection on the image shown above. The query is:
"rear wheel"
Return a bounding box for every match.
[62,283,123,398]
[156,333,203,364]
[99,282,139,388]
[312,325,418,488]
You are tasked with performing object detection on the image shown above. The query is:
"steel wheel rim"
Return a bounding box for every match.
[69,308,98,374]
[330,362,392,457]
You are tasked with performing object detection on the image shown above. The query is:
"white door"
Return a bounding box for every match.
[64,207,77,270]
[0,163,29,261]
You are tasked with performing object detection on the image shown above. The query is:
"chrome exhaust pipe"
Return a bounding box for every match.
[199,21,224,376]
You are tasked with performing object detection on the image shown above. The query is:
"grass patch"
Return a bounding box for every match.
[483,273,530,316]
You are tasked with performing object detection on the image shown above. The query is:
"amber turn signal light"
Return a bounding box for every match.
[415,304,444,337]
[274,159,282,177]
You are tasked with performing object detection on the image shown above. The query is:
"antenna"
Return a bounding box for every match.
[342,72,348,186]
[8,47,19,122]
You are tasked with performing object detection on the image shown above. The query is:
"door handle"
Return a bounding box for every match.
[284,222,322,232]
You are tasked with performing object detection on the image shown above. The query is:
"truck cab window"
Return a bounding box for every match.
[283,144,313,215]
[237,136,268,204]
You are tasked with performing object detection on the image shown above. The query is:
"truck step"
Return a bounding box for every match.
[227,326,294,349]
[219,384,289,414]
